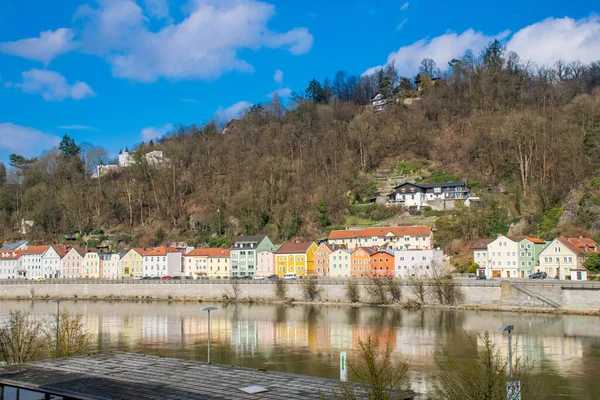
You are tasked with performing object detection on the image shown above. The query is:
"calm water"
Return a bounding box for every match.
[0,300,599,399]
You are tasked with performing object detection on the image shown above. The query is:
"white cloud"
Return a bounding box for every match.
[401,2,409,11]
[396,18,408,31]
[274,69,283,85]
[366,15,600,77]
[71,0,313,82]
[268,88,292,98]
[141,124,173,142]
[143,0,170,20]
[57,125,98,131]
[0,123,61,157]
[0,28,75,65]
[506,16,600,65]
[13,69,95,101]
[214,101,252,123]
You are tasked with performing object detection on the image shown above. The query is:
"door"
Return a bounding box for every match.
[521,271,524,278]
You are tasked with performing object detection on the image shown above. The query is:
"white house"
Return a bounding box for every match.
[0,250,23,279]
[394,249,444,278]
[329,249,352,277]
[92,164,119,178]
[486,235,521,278]
[388,181,469,210]
[370,91,389,111]
[21,246,48,279]
[41,245,68,279]
[143,246,182,277]
[472,238,493,275]
[1,240,29,251]
[101,253,122,279]
[118,150,134,167]
[539,237,597,280]
[328,226,432,250]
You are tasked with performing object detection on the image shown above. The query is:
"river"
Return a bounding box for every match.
[0,300,598,399]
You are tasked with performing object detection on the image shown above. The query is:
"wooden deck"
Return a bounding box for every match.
[0,353,416,399]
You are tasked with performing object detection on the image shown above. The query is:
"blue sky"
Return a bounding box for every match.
[0,0,599,162]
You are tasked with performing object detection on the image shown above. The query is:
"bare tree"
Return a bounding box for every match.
[275,279,287,300]
[346,279,360,303]
[407,274,428,306]
[301,276,322,301]
[0,311,46,364]
[226,279,242,301]
[44,311,91,358]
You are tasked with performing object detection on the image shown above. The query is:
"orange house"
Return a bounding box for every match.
[369,250,395,276]
[350,247,377,277]
[313,243,334,277]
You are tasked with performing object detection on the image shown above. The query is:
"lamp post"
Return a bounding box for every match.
[50,299,60,358]
[200,306,218,364]
[499,324,518,400]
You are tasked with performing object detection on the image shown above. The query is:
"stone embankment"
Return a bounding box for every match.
[0,279,599,314]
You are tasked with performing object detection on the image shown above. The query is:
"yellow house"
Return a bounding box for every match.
[84,251,101,278]
[120,248,144,277]
[275,241,317,277]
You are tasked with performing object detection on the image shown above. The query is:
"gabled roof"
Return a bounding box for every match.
[352,246,378,256]
[0,250,24,260]
[234,235,266,243]
[66,246,87,258]
[1,240,28,250]
[142,246,180,256]
[328,226,431,240]
[372,249,395,257]
[557,237,598,255]
[472,238,494,250]
[185,248,230,257]
[48,245,70,258]
[276,241,316,254]
[522,237,545,244]
[392,181,467,190]
[316,242,335,252]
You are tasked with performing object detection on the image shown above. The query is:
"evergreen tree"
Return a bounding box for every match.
[59,135,81,158]
[305,79,326,104]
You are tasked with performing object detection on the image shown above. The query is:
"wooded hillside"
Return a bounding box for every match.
[1,40,600,253]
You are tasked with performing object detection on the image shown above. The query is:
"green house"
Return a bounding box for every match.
[517,238,547,277]
[230,235,276,277]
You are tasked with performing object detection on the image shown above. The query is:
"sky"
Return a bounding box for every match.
[0,0,599,162]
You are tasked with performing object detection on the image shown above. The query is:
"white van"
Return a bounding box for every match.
[283,273,297,280]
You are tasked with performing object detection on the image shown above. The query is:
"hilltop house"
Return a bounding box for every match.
[388,181,469,210]
[275,241,318,278]
[327,226,432,251]
[539,237,598,280]
[230,236,277,278]
[370,91,389,111]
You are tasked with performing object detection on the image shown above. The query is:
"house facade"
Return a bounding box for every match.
[101,253,122,279]
[275,241,318,278]
[256,250,275,277]
[539,237,597,280]
[472,239,493,275]
[1,240,28,251]
[350,247,376,277]
[142,246,182,277]
[230,236,277,278]
[313,243,334,277]
[121,248,143,277]
[394,249,444,278]
[62,247,86,278]
[0,250,23,279]
[388,181,469,210]
[41,245,68,279]
[370,250,395,276]
[21,246,49,280]
[517,238,546,278]
[486,235,521,278]
[327,226,432,250]
[184,248,230,279]
[370,91,389,111]
[85,251,101,278]
[329,249,352,278]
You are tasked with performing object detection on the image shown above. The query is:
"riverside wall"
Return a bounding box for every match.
[0,280,599,312]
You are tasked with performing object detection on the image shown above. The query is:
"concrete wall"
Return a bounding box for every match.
[0,280,598,311]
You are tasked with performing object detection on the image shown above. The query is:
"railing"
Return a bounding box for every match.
[0,378,109,400]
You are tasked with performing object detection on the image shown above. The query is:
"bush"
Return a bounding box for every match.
[275,279,287,300]
[345,280,360,303]
[0,311,46,364]
[468,262,479,274]
[45,312,91,358]
[301,277,322,301]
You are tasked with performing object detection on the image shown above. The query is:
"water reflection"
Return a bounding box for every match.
[0,301,598,398]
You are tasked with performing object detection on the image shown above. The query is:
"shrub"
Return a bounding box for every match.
[0,311,46,364]
[302,277,322,301]
[345,280,360,303]
[45,312,91,358]
[275,279,287,300]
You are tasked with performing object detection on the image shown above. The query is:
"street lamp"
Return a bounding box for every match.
[200,306,218,364]
[50,299,60,358]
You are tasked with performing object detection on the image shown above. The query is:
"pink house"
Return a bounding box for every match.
[257,250,275,277]
[62,247,86,278]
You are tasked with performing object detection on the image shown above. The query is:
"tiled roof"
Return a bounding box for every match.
[472,239,494,249]
[50,245,70,257]
[328,226,431,240]
[24,245,50,255]
[142,246,180,256]
[371,249,395,257]
[352,246,378,256]
[276,241,315,254]
[185,248,230,257]
[0,250,24,260]
[525,237,546,244]
[557,237,598,255]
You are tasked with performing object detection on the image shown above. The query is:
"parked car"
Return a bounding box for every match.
[36,277,45,282]
[141,276,152,280]
[267,274,279,281]
[151,276,161,280]
[254,275,265,280]
[283,273,297,280]
[239,275,253,280]
[171,276,182,280]
[161,276,172,280]
[184,276,194,280]
[530,272,547,279]
[476,275,487,280]
[133,276,142,280]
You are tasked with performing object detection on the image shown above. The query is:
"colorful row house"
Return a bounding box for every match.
[230,236,277,277]
[327,226,432,250]
[184,248,230,279]
[275,241,318,277]
[539,237,598,280]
